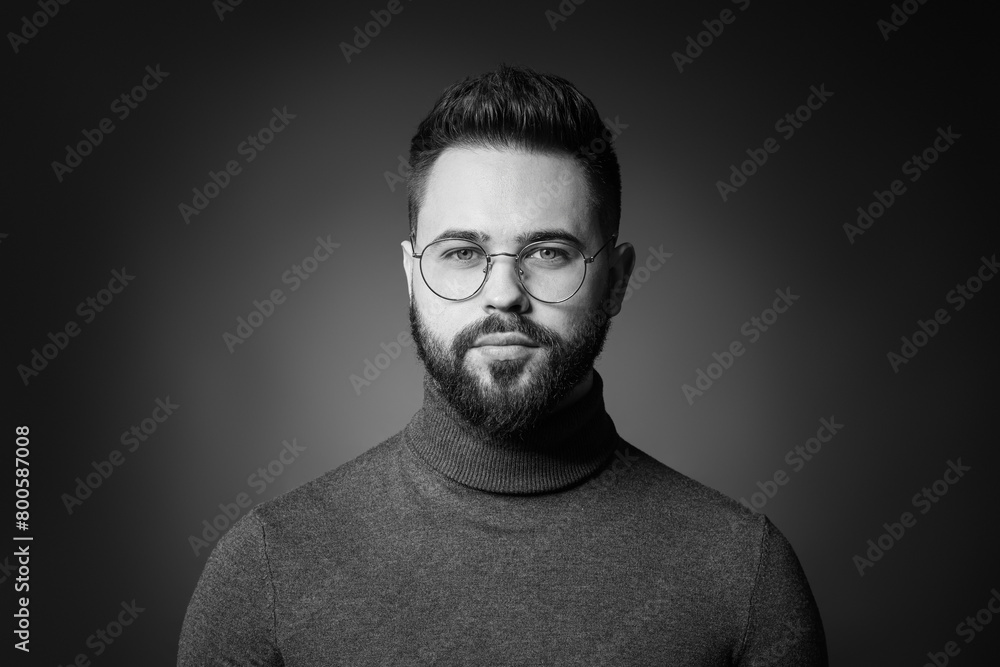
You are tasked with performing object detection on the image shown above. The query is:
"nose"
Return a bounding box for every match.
[480,253,531,313]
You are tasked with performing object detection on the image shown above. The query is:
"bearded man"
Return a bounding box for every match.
[179,64,828,666]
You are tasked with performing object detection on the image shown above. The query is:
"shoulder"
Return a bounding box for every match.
[576,440,815,624]
[248,430,406,536]
[605,441,775,554]
[605,443,818,617]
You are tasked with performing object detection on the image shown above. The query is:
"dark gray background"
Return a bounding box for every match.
[6,0,997,664]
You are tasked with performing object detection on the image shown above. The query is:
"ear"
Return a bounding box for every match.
[603,241,636,317]
[400,239,415,300]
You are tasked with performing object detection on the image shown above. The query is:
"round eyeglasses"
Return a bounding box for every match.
[411,234,617,303]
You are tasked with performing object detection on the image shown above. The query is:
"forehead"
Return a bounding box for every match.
[417,146,598,247]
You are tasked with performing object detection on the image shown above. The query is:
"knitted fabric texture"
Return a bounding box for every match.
[178,371,828,665]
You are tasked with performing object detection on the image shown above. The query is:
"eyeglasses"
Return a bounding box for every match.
[411,233,617,303]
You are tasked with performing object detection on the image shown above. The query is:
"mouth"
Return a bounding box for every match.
[471,333,539,348]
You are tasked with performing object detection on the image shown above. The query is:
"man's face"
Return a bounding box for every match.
[401,147,632,436]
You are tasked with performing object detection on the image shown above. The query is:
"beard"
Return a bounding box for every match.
[409,301,612,438]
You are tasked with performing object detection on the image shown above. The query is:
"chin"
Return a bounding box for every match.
[469,353,542,384]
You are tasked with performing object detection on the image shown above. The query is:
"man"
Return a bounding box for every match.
[179,65,828,665]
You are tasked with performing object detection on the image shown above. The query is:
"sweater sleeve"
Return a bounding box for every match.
[177,509,284,666]
[736,517,828,666]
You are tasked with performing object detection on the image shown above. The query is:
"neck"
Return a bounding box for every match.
[551,369,593,414]
[403,369,619,494]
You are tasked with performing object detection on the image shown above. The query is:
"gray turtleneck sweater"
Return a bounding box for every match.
[178,371,827,665]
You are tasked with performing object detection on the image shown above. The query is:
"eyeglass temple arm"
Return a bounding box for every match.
[584,234,618,264]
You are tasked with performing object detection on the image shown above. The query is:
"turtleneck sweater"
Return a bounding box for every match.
[178,371,828,665]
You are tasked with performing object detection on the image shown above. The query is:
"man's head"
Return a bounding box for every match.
[401,65,635,437]
[406,64,623,245]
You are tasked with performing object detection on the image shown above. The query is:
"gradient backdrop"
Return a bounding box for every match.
[6,0,998,664]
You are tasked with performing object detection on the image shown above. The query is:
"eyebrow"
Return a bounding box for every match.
[430,228,587,248]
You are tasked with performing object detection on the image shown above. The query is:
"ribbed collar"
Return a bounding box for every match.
[403,369,620,494]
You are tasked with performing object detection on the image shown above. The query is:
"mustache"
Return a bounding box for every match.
[452,314,562,356]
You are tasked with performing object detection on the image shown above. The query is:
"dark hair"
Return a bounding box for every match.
[406,64,621,244]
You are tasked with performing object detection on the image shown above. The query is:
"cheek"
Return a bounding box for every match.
[582,264,609,295]
[577,268,612,309]
[529,307,580,339]
[415,281,452,319]
[416,294,467,339]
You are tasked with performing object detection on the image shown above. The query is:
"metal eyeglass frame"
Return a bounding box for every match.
[410,233,618,304]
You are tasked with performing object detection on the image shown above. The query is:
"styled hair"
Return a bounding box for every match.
[406,64,621,244]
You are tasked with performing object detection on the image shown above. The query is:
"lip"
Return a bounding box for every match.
[472,333,538,347]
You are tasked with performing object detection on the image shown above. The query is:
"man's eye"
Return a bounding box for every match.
[525,247,570,262]
[443,247,483,262]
